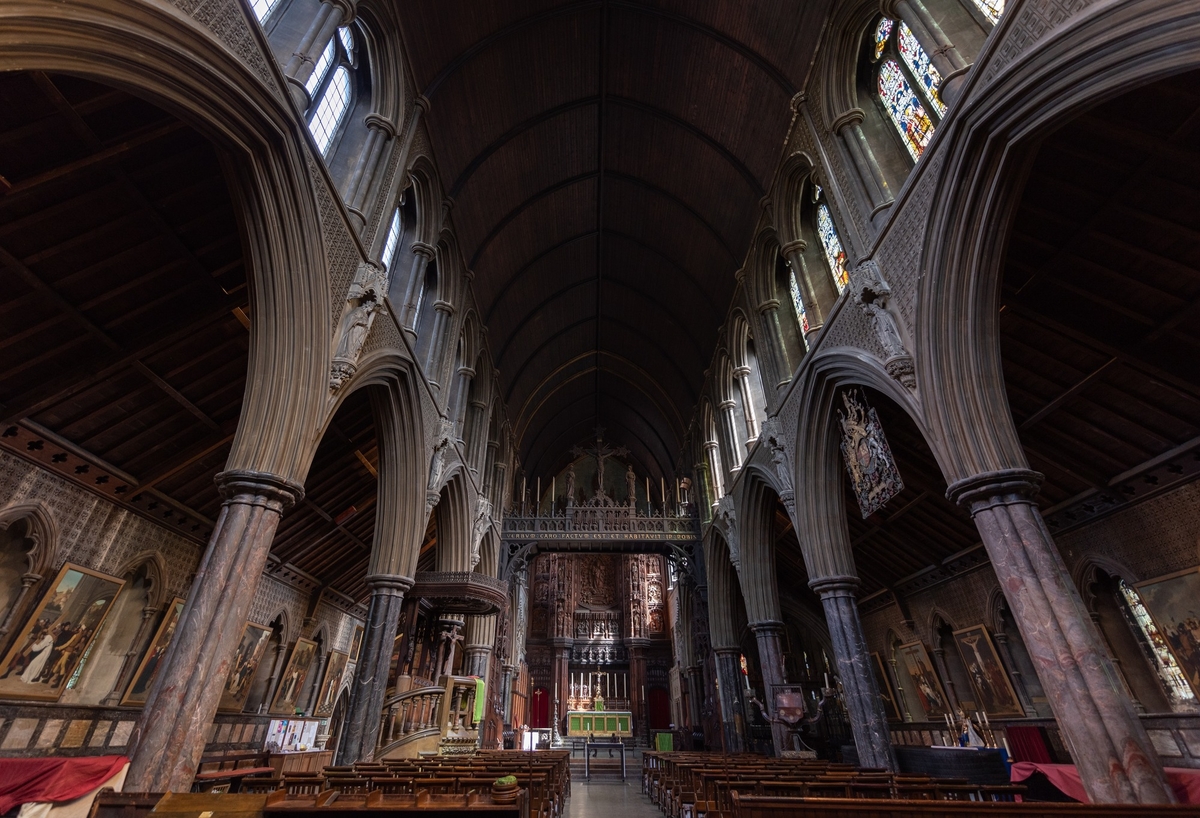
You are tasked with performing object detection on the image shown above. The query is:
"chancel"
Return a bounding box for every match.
[2,0,1200,815]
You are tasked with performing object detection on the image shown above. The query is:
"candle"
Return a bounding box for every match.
[646,477,651,509]
[521,477,526,508]
[552,476,556,512]
[536,478,541,513]
[823,672,829,689]
[676,478,681,503]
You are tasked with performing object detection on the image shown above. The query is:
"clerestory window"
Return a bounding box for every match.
[873,17,943,161]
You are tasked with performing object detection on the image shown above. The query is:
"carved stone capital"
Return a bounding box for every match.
[364,113,396,138]
[808,574,861,598]
[780,239,807,257]
[789,92,807,113]
[749,620,785,636]
[831,108,866,134]
[413,94,431,114]
[215,470,304,510]
[945,468,1043,513]
[324,0,356,24]
[433,299,455,315]
[756,298,781,315]
[884,355,916,390]
[365,574,415,595]
[410,240,436,260]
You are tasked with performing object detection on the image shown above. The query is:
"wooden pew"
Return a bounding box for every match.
[729,794,1200,817]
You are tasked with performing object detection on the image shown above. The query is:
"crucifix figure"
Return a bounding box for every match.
[571,428,628,500]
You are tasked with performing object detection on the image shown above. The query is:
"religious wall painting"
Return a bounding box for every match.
[648,608,665,634]
[218,621,272,712]
[270,637,318,714]
[349,624,364,663]
[871,652,902,720]
[121,596,185,706]
[951,625,1024,717]
[896,641,950,720]
[1135,568,1200,699]
[838,390,904,518]
[315,649,349,717]
[0,563,125,701]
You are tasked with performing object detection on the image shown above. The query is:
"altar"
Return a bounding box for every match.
[566,710,632,736]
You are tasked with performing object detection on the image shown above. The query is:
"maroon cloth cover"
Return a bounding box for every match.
[0,755,129,814]
[1011,761,1200,804]
[1004,725,1051,763]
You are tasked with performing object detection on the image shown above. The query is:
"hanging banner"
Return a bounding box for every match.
[838,389,904,517]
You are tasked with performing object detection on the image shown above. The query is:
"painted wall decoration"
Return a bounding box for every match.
[315,649,349,717]
[349,624,364,663]
[871,651,902,720]
[219,621,272,712]
[0,563,125,701]
[838,390,904,517]
[270,637,319,714]
[952,625,1024,717]
[121,596,185,706]
[1135,568,1200,699]
[896,641,950,720]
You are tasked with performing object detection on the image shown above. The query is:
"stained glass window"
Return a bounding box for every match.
[873,18,895,60]
[339,26,354,58]
[878,59,934,160]
[816,205,850,292]
[382,208,402,270]
[971,0,1005,24]
[309,67,351,156]
[788,269,810,345]
[248,0,280,22]
[1119,581,1198,710]
[897,22,946,116]
[306,39,334,95]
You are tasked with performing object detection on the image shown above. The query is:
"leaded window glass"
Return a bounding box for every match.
[897,22,946,116]
[1119,581,1199,710]
[971,0,1004,24]
[816,205,850,291]
[309,67,351,156]
[788,269,810,344]
[878,59,934,160]
[248,0,280,22]
[873,18,894,60]
[339,26,355,58]
[382,208,402,270]
[306,39,334,95]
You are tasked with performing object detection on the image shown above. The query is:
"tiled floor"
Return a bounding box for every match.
[564,778,662,818]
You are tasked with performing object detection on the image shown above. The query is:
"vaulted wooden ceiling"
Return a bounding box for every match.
[398,0,833,481]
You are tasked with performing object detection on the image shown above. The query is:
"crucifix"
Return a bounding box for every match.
[571,427,628,498]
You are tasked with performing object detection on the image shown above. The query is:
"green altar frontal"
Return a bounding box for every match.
[566,710,632,736]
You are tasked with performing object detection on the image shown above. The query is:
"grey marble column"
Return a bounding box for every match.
[423,300,455,388]
[713,648,745,753]
[125,471,302,792]
[344,114,396,230]
[948,469,1173,804]
[811,576,897,771]
[831,110,894,225]
[337,574,412,764]
[750,620,790,757]
[399,242,435,337]
[686,666,704,730]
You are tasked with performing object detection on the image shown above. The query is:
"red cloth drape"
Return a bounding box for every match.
[1011,762,1200,804]
[1004,725,1051,763]
[0,756,129,814]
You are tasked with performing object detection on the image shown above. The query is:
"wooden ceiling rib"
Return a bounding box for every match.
[398,0,833,479]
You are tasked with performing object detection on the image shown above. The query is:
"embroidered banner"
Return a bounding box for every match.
[838,390,904,517]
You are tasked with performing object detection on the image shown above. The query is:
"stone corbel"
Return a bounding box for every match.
[848,259,916,390]
[330,260,387,391]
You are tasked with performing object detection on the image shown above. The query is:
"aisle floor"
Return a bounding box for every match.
[563,779,661,818]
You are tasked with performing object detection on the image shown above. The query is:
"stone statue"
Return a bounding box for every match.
[626,463,637,506]
[850,259,916,389]
[565,463,576,506]
[330,261,386,390]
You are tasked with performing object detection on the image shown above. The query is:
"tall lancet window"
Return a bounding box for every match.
[815,200,850,292]
[305,25,358,158]
[1118,581,1199,711]
[249,0,281,22]
[873,17,942,160]
[382,208,402,270]
[787,266,810,342]
[970,0,1005,24]
[309,68,351,155]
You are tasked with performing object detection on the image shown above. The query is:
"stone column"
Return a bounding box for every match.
[125,471,302,793]
[551,640,571,740]
[101,605,160,706]
[450,367,475,442]
[337,574,413,764]
[500,663,516,723]
[423,300,455,387]
[756,300,792,390]
[781,241,836,342]
[399,242,435,337]
[257,637,289,714]
[344,114,396,230]
[810,576,897,771]
[885,0,970,106]
[749,620,790,757]
[830,110,893,225]
[718,399,742,473]
[463,614,496,678]
[947,470,1174,804]
[733,366,759,448]
[686,665,704,731]
[712,648,745,753]
[282,0,354,111]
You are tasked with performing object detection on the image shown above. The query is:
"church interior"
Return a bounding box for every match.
[2,0,1200,814]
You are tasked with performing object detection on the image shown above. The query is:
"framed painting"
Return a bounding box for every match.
[952,624,1024,717]
[871,652,902,720]
[1136,568,1200,697]
[0,563,125,701]
[218,621,272,712]
[270,637,318,715]
[349,624,364,663]
[896,641,950,720]
[314,650,349,717]
[121,597,185,706]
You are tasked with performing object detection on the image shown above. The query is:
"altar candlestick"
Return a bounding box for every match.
[536,478,541,513]
[646,477,651,511]
[521,477,526,510]
[823,672,830,689]
[552,477,556,513]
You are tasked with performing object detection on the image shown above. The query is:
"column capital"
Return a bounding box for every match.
[365,574,415,594]
[946,468,1042,512]
[433,299,456,315]
[756,298,781,315]
[216,470,304,510]
[364,113,397,138]
[749,620,785,636]
[780,239,807,257]
[712,646,741,657]
[411,240,436,260]
[325,0,356,24]
[831,108,866,134]
[808,574,860,597]
[413,94,431,114]
[790,92,807,113]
